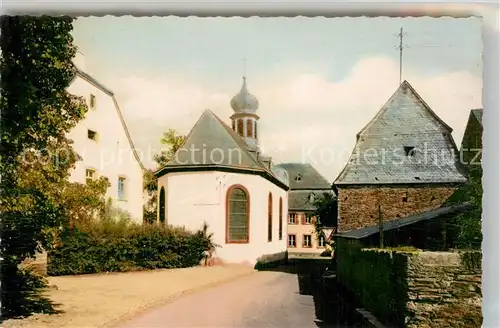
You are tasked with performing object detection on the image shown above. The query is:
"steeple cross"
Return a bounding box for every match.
[241,57,247,78]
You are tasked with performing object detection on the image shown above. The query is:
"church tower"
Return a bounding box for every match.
[230,76,260,151]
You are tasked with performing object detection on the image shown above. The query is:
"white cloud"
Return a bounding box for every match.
[96,56,482,183]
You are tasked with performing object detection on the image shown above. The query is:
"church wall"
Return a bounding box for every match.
[158,170,288,265]
[336,184,459,232]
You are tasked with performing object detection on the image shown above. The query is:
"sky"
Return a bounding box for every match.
[72,16,483,183]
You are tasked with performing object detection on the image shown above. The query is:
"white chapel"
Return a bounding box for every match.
[155,77,290,266]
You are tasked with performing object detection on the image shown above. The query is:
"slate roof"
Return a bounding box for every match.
[288,189,335,211]
[275,163,333,211]
[335,203,473,240]
[71,69,145,171]
[334,80,467,186]
[275,163,332,190]
[471,108,483,126]
[155,109,289,190]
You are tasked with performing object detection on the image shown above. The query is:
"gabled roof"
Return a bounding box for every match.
[471,108,483,126]
[275,163,331,190]
[334,80,467,186]
[356,80,453,138]
[155,109,289,190]
[71,69,145,171]
[335,203,473,240]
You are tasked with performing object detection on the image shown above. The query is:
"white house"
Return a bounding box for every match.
[66,67,145,223]
[155,77,290,266]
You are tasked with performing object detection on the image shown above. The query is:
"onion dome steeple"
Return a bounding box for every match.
[230,76,260,151]
[230,76,259,114]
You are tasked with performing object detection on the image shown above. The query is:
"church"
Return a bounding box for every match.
[155,77,290,266]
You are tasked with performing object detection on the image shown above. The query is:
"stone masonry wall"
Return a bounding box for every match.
[406,251,482,328]
[336,184,458,232]
[336,244,482,328]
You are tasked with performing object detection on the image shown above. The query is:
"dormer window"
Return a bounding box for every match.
[295,173,302,182]
[404,146,416,156]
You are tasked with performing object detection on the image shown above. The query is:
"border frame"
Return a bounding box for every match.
[1,1,498,326]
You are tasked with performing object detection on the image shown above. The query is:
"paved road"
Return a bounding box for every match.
[119,270,326,328]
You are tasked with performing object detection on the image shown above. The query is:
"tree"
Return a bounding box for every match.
[143,129,185,224]
[444,173,482,250]
[306,192,338,249]
[154,129,186,168]
[0,16,87,318]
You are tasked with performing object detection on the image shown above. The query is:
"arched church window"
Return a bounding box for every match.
[159,186,166,224]
[237,119,244,137]
[247,119,253,138]
[254,121,258,138]
[226,185,250,243]
[268,192,273,242]
[279,197,283,240]
[232,120,235,131]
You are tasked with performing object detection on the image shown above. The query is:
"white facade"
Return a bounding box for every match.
[66,72,144,223]
[158,171,288,265]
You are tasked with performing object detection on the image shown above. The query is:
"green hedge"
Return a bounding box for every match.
[47,220,212,276]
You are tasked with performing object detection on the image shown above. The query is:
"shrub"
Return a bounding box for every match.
[320,249,332,257]
[47,220,214,276]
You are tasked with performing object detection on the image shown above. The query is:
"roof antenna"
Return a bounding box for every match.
[395,27,408,86]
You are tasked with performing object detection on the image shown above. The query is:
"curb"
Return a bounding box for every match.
[105,268,257,328]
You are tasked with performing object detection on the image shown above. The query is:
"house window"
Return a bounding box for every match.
[404,146,416,156]
[279,197,283,240]
[288,234,296,248]
[402,191,408,203]
[85,169,96,184]
[303,234,312,248]
[268,192,273,242]
[88,129,98,141]
[90,94,96,108]
[118,177,126,200]
[247,119,253,138]
[304,215,312,225]
[226,185,249,243]
[237,120,244,137]
[159,187,166,224]
[288,213,297,224]
[318,235,326,248]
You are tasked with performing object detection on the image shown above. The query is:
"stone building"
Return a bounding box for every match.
[460,108,483,176]
[333,80,467,232]
[275,163,334,254]
[155,77,290,266]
